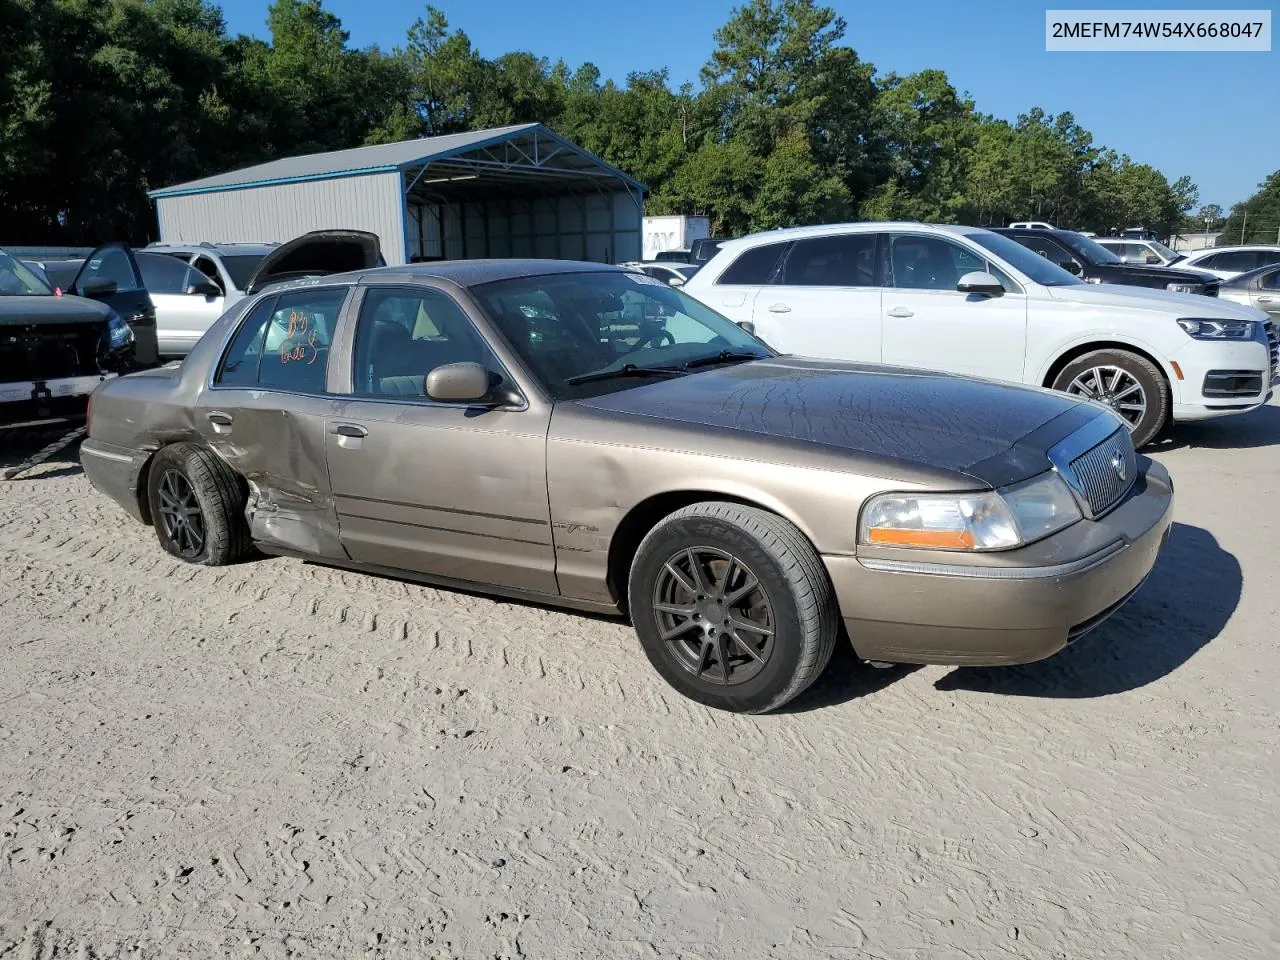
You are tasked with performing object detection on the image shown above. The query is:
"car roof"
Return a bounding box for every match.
[146,242,278,256]
[716,222,988,253]
[263,258,628,294]
[1188,244,1280,253]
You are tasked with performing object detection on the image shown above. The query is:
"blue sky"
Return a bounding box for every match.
[217,0,1278,210]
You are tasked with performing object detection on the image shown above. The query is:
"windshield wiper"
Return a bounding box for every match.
[565,363,686,386]
[682,351,764,370]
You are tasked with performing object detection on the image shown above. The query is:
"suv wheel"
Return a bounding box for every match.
[628,502,839,713]
[1052,349,1170,447]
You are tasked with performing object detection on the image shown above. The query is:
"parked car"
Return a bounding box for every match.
[1095,237,1185,266]
[684,223,1275,447]
[1,247,136,430]
[80,250,1173,713]
[993,227,1221,297]
[653,249,691,263]
[1218,262,1280,329]
[1173,245,1280,281]
[1009,221,1055,230]
[619,261,699,286]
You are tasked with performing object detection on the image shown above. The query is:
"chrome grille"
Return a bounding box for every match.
[1266,319,1278,385]
[1068,428,1137,517]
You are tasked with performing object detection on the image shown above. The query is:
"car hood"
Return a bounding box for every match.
[1093,263,1218,285]
[574,356,1101,488]
[245,229,382,294]
[1046,282,1267,319]
[0,294,113,326]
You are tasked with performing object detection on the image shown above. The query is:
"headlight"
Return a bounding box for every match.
[859,472,1082,552]
[1177,318,1256,340]
[106,311,133,349]
[1167,282,1205,294]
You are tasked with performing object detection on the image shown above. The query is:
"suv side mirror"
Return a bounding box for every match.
[79,277,117,298]
[186,280,221,297]
[1146,255,1161,264]
[1058,260,1082,276]
[424,362,493,403]
[956,271,1005,296]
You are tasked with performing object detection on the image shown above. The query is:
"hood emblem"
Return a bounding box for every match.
[1110,451,1128,482]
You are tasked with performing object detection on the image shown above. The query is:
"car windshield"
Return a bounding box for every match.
[0,250,53,296]
[472,270,772,399]
[1054,231,1121,264]
[968,232,1083,286]
[220,254,267,290]
[1148,240,1179,261]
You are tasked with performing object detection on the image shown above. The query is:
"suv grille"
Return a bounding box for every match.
[1069,428,1137,517]
[1266,319,1278,385]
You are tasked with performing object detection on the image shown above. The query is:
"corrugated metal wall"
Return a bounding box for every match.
[405,191,641,264]
[155,173,408,265]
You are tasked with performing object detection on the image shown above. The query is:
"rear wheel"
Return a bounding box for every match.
[628,502,839,713]
[146,443,251,566]
[1052,349,1169,447]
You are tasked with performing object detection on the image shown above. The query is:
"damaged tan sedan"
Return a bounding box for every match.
[82,239,1174,712]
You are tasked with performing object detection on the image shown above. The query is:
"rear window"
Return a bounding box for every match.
[716,243,787,285]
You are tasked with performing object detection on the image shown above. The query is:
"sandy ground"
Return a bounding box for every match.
[1,403,1277,960]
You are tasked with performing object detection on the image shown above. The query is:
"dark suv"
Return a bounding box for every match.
[993,227,1221,296]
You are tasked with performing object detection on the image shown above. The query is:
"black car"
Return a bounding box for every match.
[993,228,1221,296]
[1,247,137,430]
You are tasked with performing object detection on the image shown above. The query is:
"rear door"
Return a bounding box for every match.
[69,243,159,365]
[880,232,1028,383]
[136,252,225,357]
[750,232,882,362]
[699,241,789,326]
[197,285,352,557]
[321,284,557,593]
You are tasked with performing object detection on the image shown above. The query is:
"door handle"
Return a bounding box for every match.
[767,303,791,313]
[330,423,368,438]
[206,411,233,434]
[886,306,914,318]
[1257,296,1274,304]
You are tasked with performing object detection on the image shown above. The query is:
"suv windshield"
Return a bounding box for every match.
[472,270,772,398]
[968,232,1083,286]
[220,254,268,290]
[1054,232,1121,264]
[0,250,53,296]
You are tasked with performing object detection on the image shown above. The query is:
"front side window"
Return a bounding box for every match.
[80,246,140,292]
[1259,268,1280,290]
[889,234,989,291]
[136,253,195,295]
[0,250,52,296]
[1210,251,1260,272]
[779,234,878,287]
[716,243,787,285]
[351,287,499,398]
[473,270,770,399]
[215,287,347,392]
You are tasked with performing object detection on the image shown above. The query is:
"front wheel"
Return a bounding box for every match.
[628,502,839,713]
[1052,349,1170,447]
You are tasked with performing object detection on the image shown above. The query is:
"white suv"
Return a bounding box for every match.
[683,223,1276,446]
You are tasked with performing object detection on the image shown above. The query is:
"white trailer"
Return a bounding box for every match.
[643,216,710,261]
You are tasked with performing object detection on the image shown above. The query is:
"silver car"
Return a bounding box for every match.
[80,244,1174,713]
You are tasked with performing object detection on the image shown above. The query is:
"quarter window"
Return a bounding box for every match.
[779,234,877,286]
[351,287,499,399]
[1260,269,1280,290]
[716,243,786,285]
[215,287,347,392]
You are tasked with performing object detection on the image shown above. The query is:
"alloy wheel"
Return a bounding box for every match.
[157,468,206,559]
[652,547,775,685]
[1065,365,1147,430]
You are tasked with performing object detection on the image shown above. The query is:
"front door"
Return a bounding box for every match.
[880,232,1028,383]
[323,285,557,594]
[69,243,159,365]
[750,232,883,362]
[137,253,225,356]
[197,285,352,557]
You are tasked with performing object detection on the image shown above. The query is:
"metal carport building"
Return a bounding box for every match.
[148,124,646,266]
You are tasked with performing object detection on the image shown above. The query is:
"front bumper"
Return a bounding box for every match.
[824,459,1174,666]
[1168,337,1273,422]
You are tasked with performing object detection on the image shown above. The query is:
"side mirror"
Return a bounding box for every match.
[956,271,1005,296]
[737,320,756,335]
[668,276,685,287]
[1146,255,1161,264]
[1057,261,1082,276]
[79,277,117,298]
[186,281,221,297]
[424,361,492,403]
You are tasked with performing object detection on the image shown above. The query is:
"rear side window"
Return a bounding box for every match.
[780,234,878,286]
[1261,269,1280,290]
[215,287,348,392]
[716,243,786,285]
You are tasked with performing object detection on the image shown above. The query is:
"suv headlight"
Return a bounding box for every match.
[1167,282,1205,294]
[859,472,1083,551]
[1177,318,1256,340]
[106,311,133,349]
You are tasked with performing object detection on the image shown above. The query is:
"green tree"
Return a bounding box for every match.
[1219,170,1280,245]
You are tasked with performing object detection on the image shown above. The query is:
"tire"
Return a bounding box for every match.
[1051,349,1170,448]
[627,502,839,714]
[146,442,251,566]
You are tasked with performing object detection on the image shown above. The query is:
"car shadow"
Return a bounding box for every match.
[0,429,86,479]
[1153,401,1280,451]
[935,522,1239,698]
[778,633,919,713]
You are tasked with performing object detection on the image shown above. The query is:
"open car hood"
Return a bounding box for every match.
[245,230,382,294]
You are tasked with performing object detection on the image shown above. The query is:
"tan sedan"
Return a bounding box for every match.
[81,250,1173,713]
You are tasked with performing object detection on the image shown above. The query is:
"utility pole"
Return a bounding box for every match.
[1240,211,1247,244]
